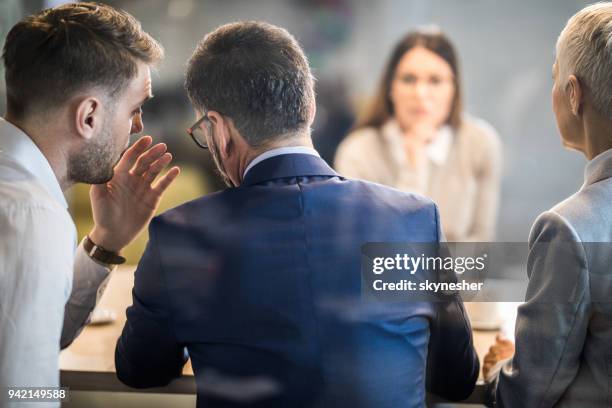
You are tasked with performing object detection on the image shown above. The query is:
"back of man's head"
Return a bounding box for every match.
[556,2,612,121]
[2,1,163,120]
[185,21,316,147]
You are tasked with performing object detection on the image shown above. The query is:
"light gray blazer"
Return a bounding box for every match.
[493,148,612,407]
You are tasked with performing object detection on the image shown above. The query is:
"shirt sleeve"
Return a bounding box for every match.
[492,211,590,407]
[60,241,113,349]
[426,203,480,400]
[0,205,73,388]
[115,218,187,388]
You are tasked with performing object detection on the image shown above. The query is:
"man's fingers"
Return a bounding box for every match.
[152,166,180,194]
[115,136,153,172]
[131,143,168,176]
[142,153,173,184]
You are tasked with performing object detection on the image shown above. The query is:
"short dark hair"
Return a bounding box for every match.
[356,29,463,131]
[185,21,315,146]
[2,2,163,119]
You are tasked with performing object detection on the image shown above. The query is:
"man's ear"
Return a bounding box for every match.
[208,111,233,159]
[74,96,101,140]
[566,75,583,116]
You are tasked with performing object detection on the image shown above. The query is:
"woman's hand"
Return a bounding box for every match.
[483,334,515,380]
[403,122,437,170]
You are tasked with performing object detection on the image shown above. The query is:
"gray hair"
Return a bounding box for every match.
[556,2,612,119]
[185,21,316,147]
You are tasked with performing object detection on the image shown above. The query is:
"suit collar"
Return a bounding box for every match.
[241,153,340,186]
[584,147,612,187]
[243,146,320,179]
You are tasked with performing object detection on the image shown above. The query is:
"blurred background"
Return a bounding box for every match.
[0,0,592,261]
[0,1,596,407]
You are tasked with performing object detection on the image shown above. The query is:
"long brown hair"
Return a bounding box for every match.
[355,28,463,131]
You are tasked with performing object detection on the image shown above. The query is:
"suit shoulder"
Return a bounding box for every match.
[345,178,438,213]
[529,209,581,245]
[547,182,612,242]
[152,189,231,228]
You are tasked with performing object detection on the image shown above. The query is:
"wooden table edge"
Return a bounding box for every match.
[60,370,196,394]
[60,369,487,404]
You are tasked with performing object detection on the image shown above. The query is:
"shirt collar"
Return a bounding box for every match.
[382,119,453,166]
[0,117,67,208]
[583,147,612,187]
[243,146,320,179]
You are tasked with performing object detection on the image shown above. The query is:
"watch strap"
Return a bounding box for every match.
[83,235,126,266]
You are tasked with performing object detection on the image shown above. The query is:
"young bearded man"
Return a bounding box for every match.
[0,3,179,404]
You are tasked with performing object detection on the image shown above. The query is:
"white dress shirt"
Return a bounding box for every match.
[0,118,111,407]
[243,146,320,179]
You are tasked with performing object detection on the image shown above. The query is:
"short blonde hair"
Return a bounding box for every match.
[556,2,612,119]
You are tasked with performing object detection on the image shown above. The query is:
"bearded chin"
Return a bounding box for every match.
[67,128,117,185]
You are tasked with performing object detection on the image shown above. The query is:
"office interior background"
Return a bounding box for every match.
[0,0,594,251]
[0,1,598,407]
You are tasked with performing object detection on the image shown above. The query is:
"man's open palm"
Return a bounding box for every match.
[89,136,180,252]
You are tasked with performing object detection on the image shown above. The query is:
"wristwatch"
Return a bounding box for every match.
[83,235,126,266]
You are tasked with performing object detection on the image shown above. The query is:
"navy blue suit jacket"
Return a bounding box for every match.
[115,153,478,407]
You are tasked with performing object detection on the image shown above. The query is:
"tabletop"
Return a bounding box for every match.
[59,266,517,401]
